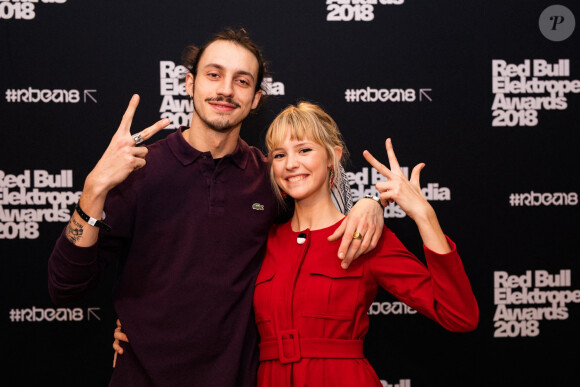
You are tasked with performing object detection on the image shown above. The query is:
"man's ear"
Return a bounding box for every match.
[251,89,262,110]
[185,73,194,97]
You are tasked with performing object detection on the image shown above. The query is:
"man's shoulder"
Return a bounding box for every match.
[236,139,269,174]
[238,138,267,162]
[146,131,175,153]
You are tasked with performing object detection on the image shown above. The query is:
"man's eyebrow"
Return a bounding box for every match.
[203,63,256,82]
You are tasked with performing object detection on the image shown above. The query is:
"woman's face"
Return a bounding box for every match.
[271,132,333,203]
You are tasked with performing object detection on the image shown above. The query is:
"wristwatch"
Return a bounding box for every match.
[364,193,384,209]
[75,201,112,231]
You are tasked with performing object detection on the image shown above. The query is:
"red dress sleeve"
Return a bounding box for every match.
[368,227,479,332]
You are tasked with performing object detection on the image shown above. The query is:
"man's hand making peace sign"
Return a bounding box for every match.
[65,95,170,247]
[86,95,169,194]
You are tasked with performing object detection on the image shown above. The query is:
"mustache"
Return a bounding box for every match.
[204,96,241,108]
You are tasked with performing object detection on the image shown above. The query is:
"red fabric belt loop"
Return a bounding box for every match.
[260,336,364,363]
[276,329,301,364]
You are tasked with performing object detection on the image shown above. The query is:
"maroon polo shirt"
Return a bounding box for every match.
[48,127,278,386]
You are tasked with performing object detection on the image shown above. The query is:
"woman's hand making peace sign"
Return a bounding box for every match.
[363,138,452,254]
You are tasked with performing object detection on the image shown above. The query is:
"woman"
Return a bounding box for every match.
[114,102,479,385]
[252,102,478,386]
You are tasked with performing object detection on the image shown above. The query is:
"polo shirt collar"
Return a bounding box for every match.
[168,126,250,169]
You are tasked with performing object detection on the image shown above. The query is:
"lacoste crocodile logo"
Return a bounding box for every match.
[252,203,264,211]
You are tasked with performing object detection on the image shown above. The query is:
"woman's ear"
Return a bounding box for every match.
[331,146,343,167]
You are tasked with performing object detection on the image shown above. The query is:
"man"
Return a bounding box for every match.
[48,28,383,386]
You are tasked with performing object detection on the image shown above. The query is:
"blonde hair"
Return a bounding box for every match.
[265,102,349,204]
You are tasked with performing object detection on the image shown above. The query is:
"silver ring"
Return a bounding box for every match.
[132,133,144,145]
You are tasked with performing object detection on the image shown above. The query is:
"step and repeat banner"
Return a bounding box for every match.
[1,1,579,386]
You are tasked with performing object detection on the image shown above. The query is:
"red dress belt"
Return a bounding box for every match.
[259,330,364,364]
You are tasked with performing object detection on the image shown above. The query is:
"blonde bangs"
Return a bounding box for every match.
[266,103,339,155]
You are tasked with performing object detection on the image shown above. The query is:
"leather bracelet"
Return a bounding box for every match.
[363,193,384,209]
[75,201,112,231]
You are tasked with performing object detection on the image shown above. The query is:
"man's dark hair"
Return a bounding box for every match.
[182,28,269,109]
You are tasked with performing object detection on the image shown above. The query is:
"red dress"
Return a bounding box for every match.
[253,219,479,387]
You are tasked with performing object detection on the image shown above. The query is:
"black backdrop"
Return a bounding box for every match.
[1,1,579,386]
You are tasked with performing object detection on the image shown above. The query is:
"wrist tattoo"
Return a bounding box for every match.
[66,217,84,244]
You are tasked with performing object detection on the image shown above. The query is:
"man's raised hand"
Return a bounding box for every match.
[85,95,170,196]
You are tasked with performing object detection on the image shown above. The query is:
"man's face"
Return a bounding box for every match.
[187,40,262,133]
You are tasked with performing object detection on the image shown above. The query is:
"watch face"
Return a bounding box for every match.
[75,203,112,231]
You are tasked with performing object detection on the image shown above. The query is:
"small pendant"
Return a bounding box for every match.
[297,232,306,245]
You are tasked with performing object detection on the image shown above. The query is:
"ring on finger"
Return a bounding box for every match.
[353,231,363,240]
[132,133,144,145]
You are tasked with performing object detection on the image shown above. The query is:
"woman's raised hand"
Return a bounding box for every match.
[363,138,433,222]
